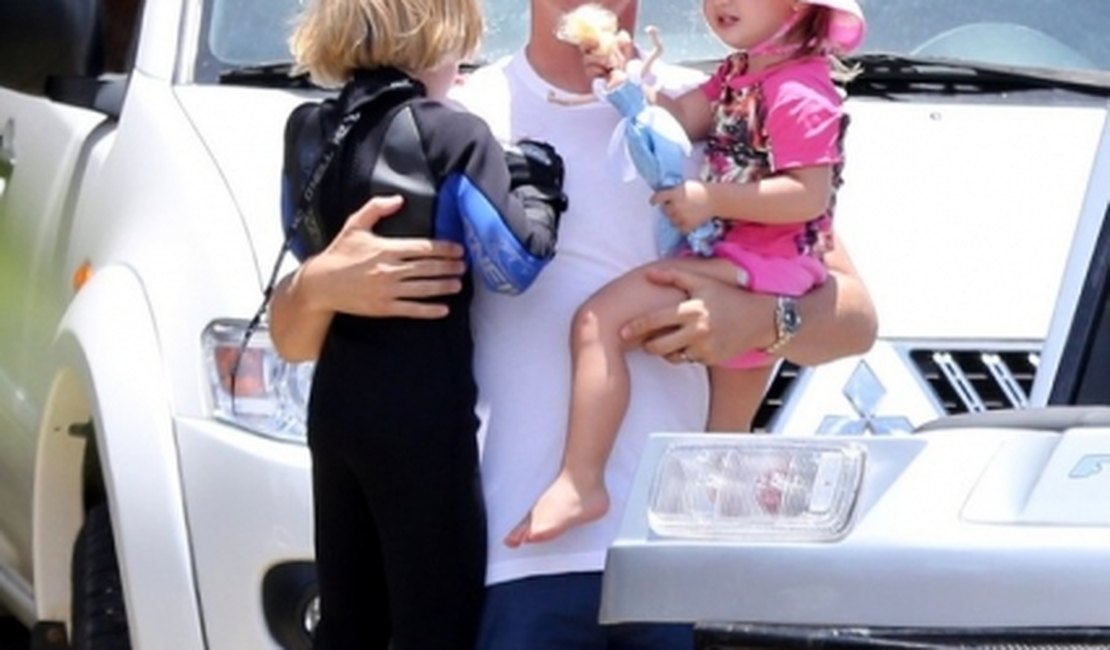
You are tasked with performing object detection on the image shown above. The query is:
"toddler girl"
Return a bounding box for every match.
[507,0,865,547]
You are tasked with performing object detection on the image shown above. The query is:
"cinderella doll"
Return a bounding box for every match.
[547,3,722,257]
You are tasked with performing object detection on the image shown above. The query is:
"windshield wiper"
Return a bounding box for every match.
[219,62,316,88]
[846,52,1110,98]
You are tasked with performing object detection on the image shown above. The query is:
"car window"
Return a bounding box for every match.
[858,0,1109,72]
[479,3,727,65]
[475,0,1110,72]
[197,0,1110,81]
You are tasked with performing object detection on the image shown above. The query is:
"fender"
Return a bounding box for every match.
[43,264,206,649]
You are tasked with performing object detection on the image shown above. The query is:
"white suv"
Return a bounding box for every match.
[600,103,1110,649]
[0,0,1108,648]
[0,0,319,647]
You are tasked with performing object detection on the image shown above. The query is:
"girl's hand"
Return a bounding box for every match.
[582,32,632,79]
[582,50,624,80]
[298,195,467,319]
[652,181,715,233]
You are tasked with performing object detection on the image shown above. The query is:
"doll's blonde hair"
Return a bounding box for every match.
[555,3,622,53]
[290,0,483,88]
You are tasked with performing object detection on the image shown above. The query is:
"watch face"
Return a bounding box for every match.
[781,299,801,333]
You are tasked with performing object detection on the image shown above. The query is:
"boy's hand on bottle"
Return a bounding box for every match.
[651,181,714,234]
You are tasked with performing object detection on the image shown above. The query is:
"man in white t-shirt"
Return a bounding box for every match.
[447,2,873,646]
[448,25,710,648]
[270,1,876,647]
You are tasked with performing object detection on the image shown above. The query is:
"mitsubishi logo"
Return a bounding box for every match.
[818,361,914,435]
[1069,455,1110,479]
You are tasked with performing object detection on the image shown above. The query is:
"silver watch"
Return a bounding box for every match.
[764,295,801,355]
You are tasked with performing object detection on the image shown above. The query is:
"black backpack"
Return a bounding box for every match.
[280,77,423,260]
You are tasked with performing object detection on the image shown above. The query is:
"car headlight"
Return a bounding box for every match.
[648,438,865,542]
[202,319,313,443]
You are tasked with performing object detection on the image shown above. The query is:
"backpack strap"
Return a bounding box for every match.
[229,76,423,401]
[285,76,423,258]
[287,108,362,255]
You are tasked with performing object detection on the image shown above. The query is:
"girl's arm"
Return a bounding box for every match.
[269,196,466,362]
[664,73,844,228]
[787,242,878,364]
[650,86,714,141]
[653,164,833,232]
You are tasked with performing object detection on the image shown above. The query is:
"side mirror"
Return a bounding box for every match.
[0,0,100,95]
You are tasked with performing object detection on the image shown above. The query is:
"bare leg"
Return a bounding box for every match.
[706,365,774,433]
[505,257,736,547]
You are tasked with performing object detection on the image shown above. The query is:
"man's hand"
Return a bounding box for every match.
[621,266,776,366]
[270,196,468,362]
[303,195,468,319]
[621,244,880,369]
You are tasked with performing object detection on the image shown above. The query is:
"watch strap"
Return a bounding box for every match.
[763,295,800,356]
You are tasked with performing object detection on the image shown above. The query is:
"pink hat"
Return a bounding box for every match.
[801,0,867,53]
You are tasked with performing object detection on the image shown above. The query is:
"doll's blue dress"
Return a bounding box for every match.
[597,62,722,257]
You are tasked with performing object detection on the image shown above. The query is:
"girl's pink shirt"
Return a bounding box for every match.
[699,54,844,258]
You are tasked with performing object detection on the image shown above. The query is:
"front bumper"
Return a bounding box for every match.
[174,417,315,649]
[602,423,1110,629]
[696,623,1110,649]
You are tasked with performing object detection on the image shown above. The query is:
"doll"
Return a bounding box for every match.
[549,3,722,257]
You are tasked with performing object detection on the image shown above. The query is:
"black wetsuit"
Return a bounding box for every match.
[283,68,565,650]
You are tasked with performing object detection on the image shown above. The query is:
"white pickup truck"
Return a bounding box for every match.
[1,0,1108,648]
[0,0,320,648]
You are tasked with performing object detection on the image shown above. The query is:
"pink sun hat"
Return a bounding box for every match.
[802,0,867,53]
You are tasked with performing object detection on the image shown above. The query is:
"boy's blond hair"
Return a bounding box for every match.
[289,0,483,88]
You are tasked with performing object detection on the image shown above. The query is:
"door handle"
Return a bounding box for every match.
[0,119,15,181]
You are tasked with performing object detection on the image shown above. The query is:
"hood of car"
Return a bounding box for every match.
[173,84,1108,343]
[837,96,1106,340]
[173,84,327,288]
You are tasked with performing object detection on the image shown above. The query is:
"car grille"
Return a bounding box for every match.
[906,345,1041,415]
[751,361,801,432]
[750,345,1040,432]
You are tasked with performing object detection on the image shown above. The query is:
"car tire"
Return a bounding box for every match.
[71,503,131,650]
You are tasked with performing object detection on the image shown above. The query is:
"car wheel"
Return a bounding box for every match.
[71,503,131,650]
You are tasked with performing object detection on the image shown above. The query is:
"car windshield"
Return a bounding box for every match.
[200,0,1110,82]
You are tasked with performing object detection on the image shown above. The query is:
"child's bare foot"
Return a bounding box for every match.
[504,473,610,547]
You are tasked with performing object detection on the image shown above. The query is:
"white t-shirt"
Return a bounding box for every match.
[451,51,710,586]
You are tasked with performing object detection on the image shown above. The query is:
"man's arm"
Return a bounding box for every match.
[781,243,877,365]
[269,196,467,362]
[620,241,877,366]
